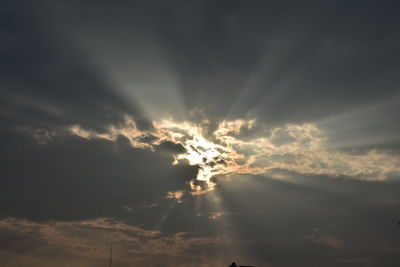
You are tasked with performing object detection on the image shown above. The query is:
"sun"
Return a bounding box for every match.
[173,134,232,193]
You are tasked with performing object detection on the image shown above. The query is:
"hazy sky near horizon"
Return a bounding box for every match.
[1,1,400,266]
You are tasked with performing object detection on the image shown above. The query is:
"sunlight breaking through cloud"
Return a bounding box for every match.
[68,116,400,194]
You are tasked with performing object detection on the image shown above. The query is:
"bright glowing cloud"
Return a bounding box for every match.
[166,191,184,200]
[67,116,400,194]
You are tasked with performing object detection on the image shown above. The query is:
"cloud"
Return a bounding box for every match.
[166,191,184,200]
[0,217,234,267]
[306,228,345,249]
[64,116,400,194]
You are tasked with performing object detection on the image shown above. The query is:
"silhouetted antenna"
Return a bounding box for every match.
[109,244,113,267]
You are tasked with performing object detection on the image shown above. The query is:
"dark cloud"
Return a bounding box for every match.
[154,140,187,155]
[0,129,197,221]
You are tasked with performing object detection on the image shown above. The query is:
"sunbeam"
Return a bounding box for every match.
[71,31,187,121]
[315,93,400,149]
[156,198,179,231]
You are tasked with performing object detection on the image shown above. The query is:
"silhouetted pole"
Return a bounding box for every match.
[109,244,113,267]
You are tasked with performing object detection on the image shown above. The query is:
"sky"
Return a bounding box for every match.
[1,1,400,266]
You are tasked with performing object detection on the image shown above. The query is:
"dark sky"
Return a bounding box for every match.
[1,1,400,266]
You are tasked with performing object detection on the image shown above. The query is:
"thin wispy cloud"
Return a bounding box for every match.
[0,217,231,267]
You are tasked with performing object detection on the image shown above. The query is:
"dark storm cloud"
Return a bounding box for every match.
[0,129,197,221]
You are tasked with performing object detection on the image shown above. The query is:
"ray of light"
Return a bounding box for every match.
[226,39,298,120]
[155,198,178,231]
[71,32,187,122]
[314,93,400,149]
[226,27,325,121]
[193,190,204,234]
[203,185,248,263]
